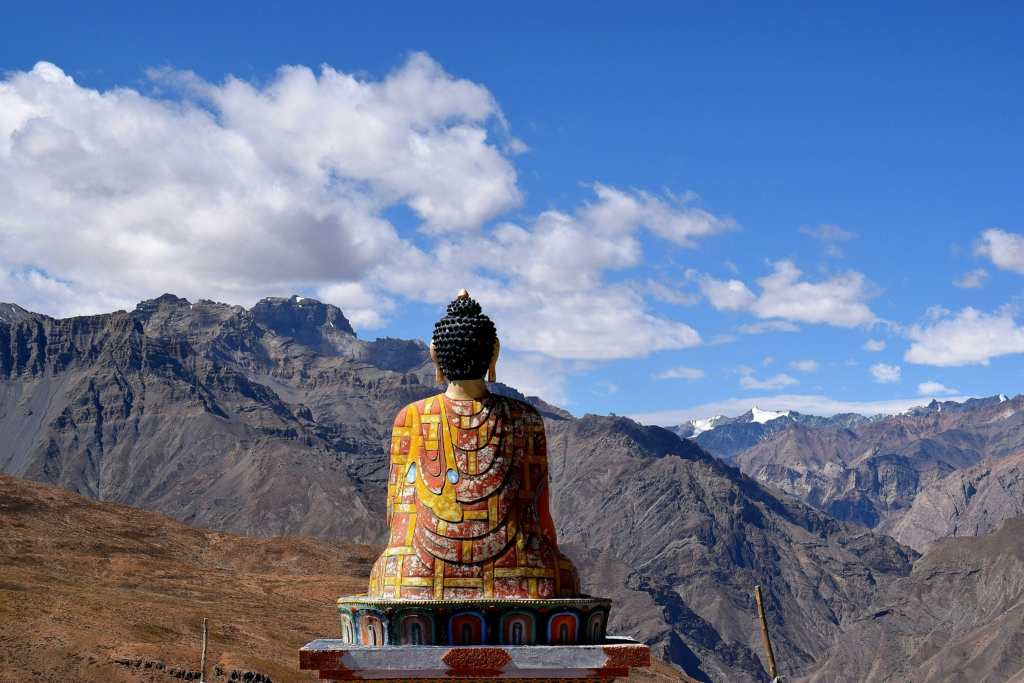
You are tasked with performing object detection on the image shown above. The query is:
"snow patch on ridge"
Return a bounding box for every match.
[751,406,791,424]
[690,415,726,436]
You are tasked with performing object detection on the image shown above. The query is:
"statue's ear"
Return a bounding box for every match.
[430,342,445,385]
[488,339,500,383]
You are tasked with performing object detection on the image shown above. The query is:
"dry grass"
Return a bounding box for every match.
[0,472,693,683]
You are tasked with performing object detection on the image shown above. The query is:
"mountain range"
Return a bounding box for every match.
[4,294,1024,681]
[669,395,1009,461]
[714,396,1024,551]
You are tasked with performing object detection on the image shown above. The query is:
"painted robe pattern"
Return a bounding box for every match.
[368,393,581,600]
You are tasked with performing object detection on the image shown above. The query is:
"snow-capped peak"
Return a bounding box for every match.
[750,406,791,424]
[1000,394,1009,402]
[689,415,726,436]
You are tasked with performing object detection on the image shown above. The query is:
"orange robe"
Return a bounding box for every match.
[368,393,581,601]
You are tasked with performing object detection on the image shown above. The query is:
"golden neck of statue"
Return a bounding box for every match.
[445,378,489,400]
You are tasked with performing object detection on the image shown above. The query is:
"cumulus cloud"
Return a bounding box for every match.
[953,268,988,289]
[0,57,519,315]
[653,365,706,381]
[975,229,1024,274]
[496,353,585,406]
[870,363,901,383]
[789,359,820,373]
[0,58,735,386]
[578,184,737,248]
[918,381,958,396]
[693,260,877,328]
[733,365,799,390]
[863,339,886,351]
[647,279,700,306]
[904,307,1024,366]
[740,374,799,390]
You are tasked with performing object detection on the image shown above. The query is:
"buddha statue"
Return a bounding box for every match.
[367,289,581,602]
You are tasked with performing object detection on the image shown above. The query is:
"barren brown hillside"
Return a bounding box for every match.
[0,472,692,683]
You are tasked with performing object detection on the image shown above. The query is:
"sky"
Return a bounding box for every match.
[2,2,1024,422]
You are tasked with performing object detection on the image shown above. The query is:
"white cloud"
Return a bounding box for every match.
[905,307,1024,366]
[647,279,699,306]
[863,339,886,351]
[799,224,857,242]
[578,184,737,248]
[735,365,799,390]
[741,374,799,390]
[789,359,820,373]
[653,365,706,381]
[592,381,618,397]
[0,58,732,369]
[737,320,800,334]
[918,381,958,396]
[870,363,901,383]
[630,394,974,425]
[762,356,774,366]
[695,275,757,311]
[315,281,395,329]
[975,228,1024,274]
[495,353,583,406]
[0,57,519,316]
[694,260,877,328]
[953,268,988,289]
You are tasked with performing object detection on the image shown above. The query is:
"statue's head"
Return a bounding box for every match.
[431,289,498,383]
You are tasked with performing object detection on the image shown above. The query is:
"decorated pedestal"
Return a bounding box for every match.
[334,597,611,647]
[298,291,649,682]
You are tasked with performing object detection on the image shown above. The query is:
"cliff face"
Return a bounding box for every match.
[0,294,436,543]
[880,447,1024,551]
[733,398,1024,535]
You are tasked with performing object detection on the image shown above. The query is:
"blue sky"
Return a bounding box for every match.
[2,2,1024,420]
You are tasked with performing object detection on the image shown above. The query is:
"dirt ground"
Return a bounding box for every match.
[0,472,694,683]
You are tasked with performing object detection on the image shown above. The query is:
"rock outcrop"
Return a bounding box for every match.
[801,513,1024,683]
[881,447,1024,551]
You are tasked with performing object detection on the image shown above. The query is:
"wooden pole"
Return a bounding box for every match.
[200,618,209,683]
[754,585,778,681]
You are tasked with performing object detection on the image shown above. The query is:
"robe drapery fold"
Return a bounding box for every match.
[368,393,581,600]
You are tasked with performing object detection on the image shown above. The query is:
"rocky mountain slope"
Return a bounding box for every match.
[0,294,438,542]
[731,396,1024,534]
[799,513,1024,683]
[882,447,1024,552]
[547,416,916,683]
[0,295,922,682]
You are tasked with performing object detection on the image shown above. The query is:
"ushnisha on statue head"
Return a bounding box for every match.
[430,288,500,398]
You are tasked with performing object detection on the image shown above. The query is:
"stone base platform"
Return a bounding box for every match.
[298,636,650,681]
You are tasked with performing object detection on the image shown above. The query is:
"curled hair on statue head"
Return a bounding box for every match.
[432,291,497,381]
